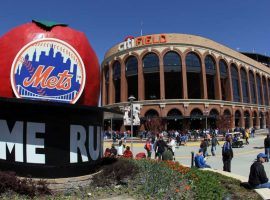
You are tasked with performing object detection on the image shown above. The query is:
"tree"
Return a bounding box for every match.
[216,114,232,133]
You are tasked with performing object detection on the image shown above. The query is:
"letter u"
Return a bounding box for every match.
[88,126,101,161]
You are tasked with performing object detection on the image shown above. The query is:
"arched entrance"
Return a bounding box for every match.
[235,110,241,127]
[244,111,250,128]
[190,108,203,130]
[166,109,183,130]
[144,109,162,133]
[209,109,219,129]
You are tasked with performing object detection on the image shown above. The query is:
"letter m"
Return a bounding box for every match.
[0,120,23,162]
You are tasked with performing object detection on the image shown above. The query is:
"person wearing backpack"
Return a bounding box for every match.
[145,138,152,159]
[222,135,233,172]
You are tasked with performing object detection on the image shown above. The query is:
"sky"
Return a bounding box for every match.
[1,0,270,64]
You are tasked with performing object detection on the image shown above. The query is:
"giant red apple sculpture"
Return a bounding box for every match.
[0,20,100,106]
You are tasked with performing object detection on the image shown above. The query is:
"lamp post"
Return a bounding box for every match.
[128,95,135,152]
[203,109,209,131]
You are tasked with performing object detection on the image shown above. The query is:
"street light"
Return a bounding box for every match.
[203,109,209,131]
[128,95,136,152]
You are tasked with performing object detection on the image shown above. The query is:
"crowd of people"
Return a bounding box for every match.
[103,127,270,189]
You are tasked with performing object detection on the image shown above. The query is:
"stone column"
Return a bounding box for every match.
[256,112,260,129]
[120,60,128,102]
[159,56,165,100]
[201,59,208,99]
[246,70,252,103]
[138,58,145,101]
[240,110,245,128]
[182,56,188,99]
[238,68,243,103]
[254,73,259,105]
[260,75,265,105]
[263,112,267,129]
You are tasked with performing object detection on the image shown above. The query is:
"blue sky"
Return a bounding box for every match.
[1,0,270,63]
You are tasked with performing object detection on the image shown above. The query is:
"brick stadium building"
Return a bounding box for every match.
[101,33,270,132]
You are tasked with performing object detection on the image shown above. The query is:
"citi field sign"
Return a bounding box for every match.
[10,38,86,104]
[118,34,167,51]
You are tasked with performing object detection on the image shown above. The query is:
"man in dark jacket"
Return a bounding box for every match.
[155,136,167,160]
[248,153,270,189]
[264,134,270,162]
[222,135,233,172]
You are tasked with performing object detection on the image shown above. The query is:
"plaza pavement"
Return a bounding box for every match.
[104,135,270,179]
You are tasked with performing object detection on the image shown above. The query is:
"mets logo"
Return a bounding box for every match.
[10,38,86,104]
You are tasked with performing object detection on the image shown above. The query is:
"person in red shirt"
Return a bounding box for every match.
[123,146,133,158]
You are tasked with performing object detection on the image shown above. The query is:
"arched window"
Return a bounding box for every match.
[219,60,228,101]
[143,53,159,73]
[126,56,138,76]
[186,52,201,73]
[240,68,249,103]
[249,71,256,104]
[231,64,240,102]
[167,109,182,119]
[186,52,202,99]
[125,56,138,99]
[205,55,216,99]
[164,51,182,99]
[210,109,219,118]
[113,61,121,103]
[163,51,181,72]
[205,55,216,75]
[143,53,160,100]
[256,74,262,105]
[145,109,159,118]
[263,77,268,105]
[190,108,203,117]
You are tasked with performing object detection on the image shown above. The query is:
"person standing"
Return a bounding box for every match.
[222,135,233,172]
[248,153,270,189]
[264,134,270,162]
[167,137,176,160]
[117,140,124,157]
[144,138,152,159]
[211,134,219,156]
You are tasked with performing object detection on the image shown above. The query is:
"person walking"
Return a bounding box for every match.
[264,134,270,162]
[248,153,270,189]
[200,138,208,157]
[222,135,233,172]
[155,136,167,160]
[211,134,219,156]
[245,128,250,145]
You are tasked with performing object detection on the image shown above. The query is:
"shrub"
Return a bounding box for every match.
[0,171,51,198]
[93,158,139,186]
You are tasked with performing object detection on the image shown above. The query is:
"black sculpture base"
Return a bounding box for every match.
[0,97,106,178]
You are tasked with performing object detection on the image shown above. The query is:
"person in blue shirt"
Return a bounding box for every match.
[194,149,211,168]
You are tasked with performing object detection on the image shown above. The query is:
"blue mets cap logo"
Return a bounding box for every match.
[10,38,86,104]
